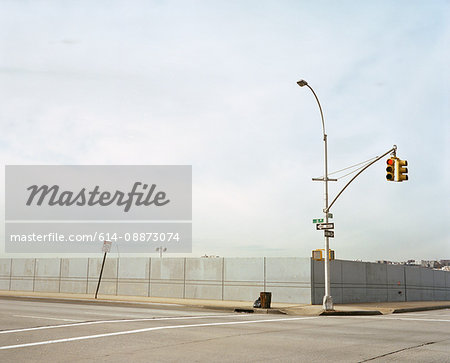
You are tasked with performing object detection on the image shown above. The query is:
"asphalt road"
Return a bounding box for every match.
[0,297,449,362]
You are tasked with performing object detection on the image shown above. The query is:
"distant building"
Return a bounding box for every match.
[405,259,419,266]
[421,260,442,269]
[375,259,446,269]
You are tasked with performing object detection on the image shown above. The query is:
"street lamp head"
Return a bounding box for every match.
[297,79,308,87]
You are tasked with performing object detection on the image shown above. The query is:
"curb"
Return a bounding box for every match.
[234,308,287,315]
[392,305,450,314]
[320,310,382,316]
[0,292,292,314]
[0,294,269,314]
[0,294,235,312]
[1,293,448,316]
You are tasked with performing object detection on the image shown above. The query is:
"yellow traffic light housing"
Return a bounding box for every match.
[329,249,335,260]
[386,157,395,181]
[396,159,408,182]
[312,249,335,261]
[312,249,323,261]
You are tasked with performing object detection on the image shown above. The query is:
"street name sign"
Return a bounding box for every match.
[313,218,324,224]
[324,230,334,238]
[316,223,334,230]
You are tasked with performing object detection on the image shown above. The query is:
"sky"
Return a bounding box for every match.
[0,0,448,262]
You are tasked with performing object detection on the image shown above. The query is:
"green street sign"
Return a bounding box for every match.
[313,218,324,224]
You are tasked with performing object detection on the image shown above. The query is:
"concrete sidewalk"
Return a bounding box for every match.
[280,301,450,316]
[1,290,449,316]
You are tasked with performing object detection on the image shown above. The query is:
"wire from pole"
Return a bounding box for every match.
[314,156,378,180]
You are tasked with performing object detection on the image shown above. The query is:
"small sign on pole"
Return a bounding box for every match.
[313,218,324,224]
[324,230,334,238]
[102,241,112,253]
[316,222,334,230]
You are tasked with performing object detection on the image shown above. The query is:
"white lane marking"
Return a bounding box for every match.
[78,310,189,317]
[383,317,450,323]
[13,315,82,322]
[332,316,450,323]
[392,314,450,318]
[0,316,317,350]
[100,301,184,307]
[390,313,431,316]
[0,314,246,335]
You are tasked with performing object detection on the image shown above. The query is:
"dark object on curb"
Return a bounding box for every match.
[235,308,254,313]
[253,297,261,308]
[260,292,272,309]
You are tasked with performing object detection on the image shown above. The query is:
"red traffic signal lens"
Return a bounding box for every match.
[387,158,394,165]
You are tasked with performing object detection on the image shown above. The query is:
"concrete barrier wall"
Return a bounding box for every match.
[118,258,150,297]
[0,259,11,290]
[3,257,448,304]
[34,258,60,293]
[0,257,311,304]
[11,258,35,292]
[266,257,311,303]
[185,258,223,300]
[311,260,450,304]
[150,258,185,298]
[60,258,89,294]
[224,258,264,301]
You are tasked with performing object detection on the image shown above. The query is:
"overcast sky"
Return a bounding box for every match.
[0,0,448,261]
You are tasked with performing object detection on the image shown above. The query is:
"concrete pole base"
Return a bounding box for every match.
[323,295,334,311]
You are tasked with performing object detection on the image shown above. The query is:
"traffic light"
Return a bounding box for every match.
[386,157,395,181]
[396,159,408,182]
[312,249,335,261]
[329,249,335,261]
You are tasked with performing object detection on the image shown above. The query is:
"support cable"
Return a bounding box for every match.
[326,147,396,213]
[328,156,378,177]
[314,156,378,180]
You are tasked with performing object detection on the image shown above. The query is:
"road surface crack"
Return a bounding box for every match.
[359,341,437,362]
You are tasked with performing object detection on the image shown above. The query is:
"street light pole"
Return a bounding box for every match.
[156,246,167,258]
[297,79,334,311]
